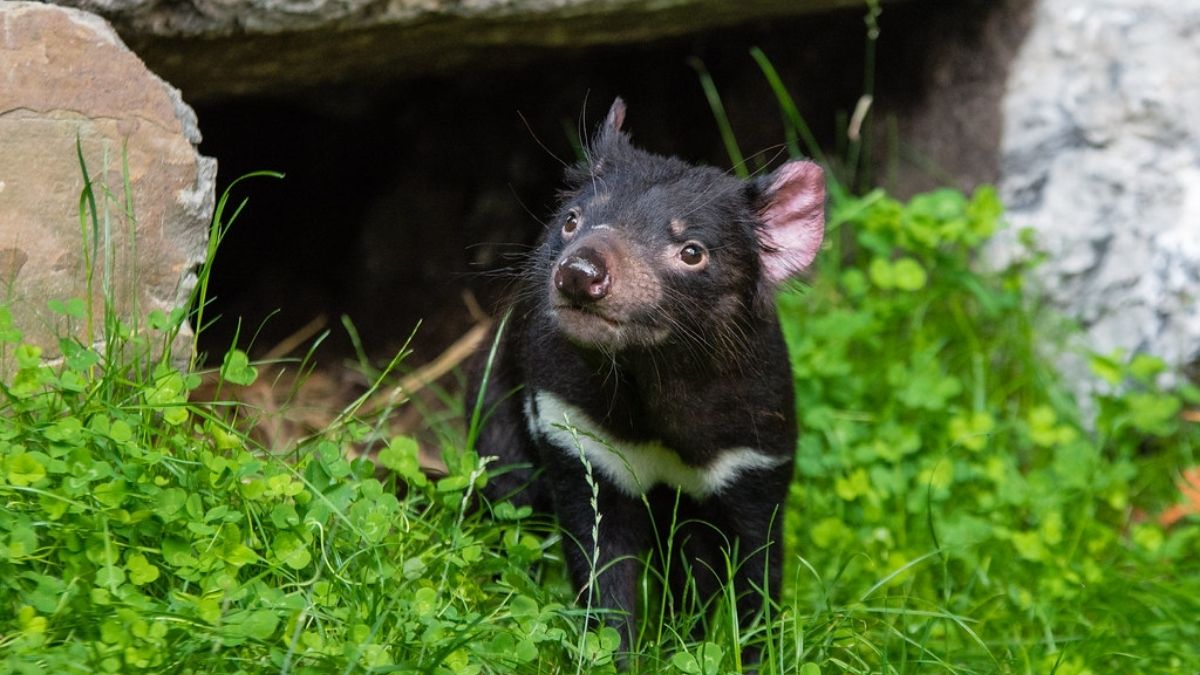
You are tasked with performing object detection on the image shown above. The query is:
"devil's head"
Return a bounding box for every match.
[535,98,826,355]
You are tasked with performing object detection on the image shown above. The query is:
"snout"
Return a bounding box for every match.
[547,234,668,349]
[555,246,611,303]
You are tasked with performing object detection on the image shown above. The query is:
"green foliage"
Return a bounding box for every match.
[774,186,1200,672]
[0,306,604,673]
[5,183,1197,673]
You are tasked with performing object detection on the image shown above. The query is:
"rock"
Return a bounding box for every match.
[0,2,216,372]
[991,0,1200,380]
[49,0,894,100]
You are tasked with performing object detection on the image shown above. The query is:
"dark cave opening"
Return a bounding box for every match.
[190,0,1005,368]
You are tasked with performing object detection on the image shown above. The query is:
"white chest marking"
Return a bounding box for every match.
[526,390,788,499]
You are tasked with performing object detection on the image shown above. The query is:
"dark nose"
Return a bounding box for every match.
[555,247,610,303]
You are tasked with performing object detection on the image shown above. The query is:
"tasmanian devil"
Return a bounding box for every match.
[467,97,825,658]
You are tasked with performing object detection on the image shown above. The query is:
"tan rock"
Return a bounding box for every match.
[0,1,216,373]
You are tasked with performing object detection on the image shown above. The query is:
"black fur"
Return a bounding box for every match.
[467,98,824,663]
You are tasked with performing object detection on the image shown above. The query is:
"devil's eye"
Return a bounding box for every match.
[562,211,580,235]
[680,242,706,266]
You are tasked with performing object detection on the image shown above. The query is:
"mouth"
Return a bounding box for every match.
[551,302,630,349]
[551,303,670,350]
[553,303,623,329]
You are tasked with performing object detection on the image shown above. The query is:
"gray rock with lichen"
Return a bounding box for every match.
[993,0,1200,377]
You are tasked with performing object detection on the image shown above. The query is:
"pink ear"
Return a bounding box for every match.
[757,160,826,286]
[589,98,628,173]
[604,97,626,134]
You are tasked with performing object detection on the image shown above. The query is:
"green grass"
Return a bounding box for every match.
[771,188,1200,674]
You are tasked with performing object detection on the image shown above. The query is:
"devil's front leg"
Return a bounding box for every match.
[713,465,792,665]
[541,447,651,657]
[467,325,547,511]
